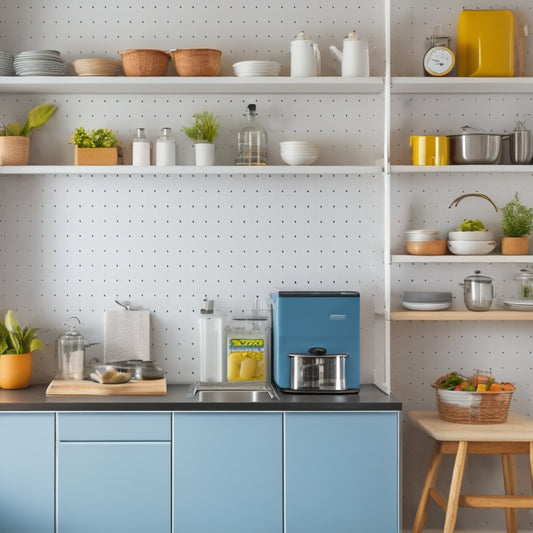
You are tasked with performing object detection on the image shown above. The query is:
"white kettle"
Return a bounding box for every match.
[290,31,321,77]
[329,31,369,77]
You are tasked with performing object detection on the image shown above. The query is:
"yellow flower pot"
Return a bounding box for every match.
[74,146,118,165]
[0,352,32,389]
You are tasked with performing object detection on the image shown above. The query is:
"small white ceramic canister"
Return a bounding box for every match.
[290,31,321,77]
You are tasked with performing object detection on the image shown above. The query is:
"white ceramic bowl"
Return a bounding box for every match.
[448,230,494,241]
[447,240,497,255]
[281,152,319,165]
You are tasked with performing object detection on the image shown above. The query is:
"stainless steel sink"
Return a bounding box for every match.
[196,390,276,402]
[187,382,278,402]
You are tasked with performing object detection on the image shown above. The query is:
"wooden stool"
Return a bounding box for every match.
[410,410,533,533]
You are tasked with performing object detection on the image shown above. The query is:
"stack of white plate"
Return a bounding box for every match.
[73,58,121,76]
[14,50,67,76]
[402,291,452,311]
[233,60,281,77]
[503,298,533,311]
[405,229,440,242]
[280,141,319,165]
[0,51,14,75]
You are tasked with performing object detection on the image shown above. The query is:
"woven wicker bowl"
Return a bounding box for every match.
[170,48,222,76]
[435,388,513,424]
[120,49,170,76]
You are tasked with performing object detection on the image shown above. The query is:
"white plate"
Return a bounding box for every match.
[447,240,497,255]
[448,230,494,241]
[401,301,451,311]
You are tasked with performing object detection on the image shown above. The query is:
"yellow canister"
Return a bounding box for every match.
[410,136,449,165]
[457,9,514,77]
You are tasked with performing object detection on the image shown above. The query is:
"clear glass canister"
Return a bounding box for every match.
[514,268,533,299]
[235,103,268,166]
[56,317,86,380]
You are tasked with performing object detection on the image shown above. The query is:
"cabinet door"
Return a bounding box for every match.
[0,413,54,533]
[173,412,283,533]
[285,411,399,533]
[58,441,171,533]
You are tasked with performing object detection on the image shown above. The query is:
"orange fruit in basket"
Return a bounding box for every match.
[502,382,516,391]
[488,382,503,392]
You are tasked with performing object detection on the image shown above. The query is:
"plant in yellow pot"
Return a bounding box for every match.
[0,104,57,165]
[0,310,45,389]
[501,192,533,255]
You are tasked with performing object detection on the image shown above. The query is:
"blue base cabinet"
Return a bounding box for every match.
[0,413,55,533]
[173,412,283,533]
[285,411,400,533]
[57,413,172,533]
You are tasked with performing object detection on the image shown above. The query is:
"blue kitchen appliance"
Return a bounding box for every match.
[271,291,360,393]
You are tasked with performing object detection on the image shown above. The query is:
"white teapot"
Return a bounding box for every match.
[329,31,369,77]
[290,31,321,77]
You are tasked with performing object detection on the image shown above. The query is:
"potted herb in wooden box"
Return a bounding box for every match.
[501,192,533,255]
[70,127,119,165]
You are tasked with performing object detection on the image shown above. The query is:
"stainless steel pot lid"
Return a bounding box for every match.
[464,270,493,283]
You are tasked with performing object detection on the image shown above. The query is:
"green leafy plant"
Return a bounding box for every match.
[0,104,57,137]
[0,310,44,355]
[457,219,486,232]
[69,127,119,148]
[501,192,533,237]
[181,111,220,143]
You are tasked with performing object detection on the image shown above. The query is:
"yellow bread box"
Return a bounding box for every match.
[457,9,514,77]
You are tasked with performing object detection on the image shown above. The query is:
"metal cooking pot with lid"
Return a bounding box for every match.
[460,270,494,311]
[448,126,507,165]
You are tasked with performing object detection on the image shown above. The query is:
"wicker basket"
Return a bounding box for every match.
[170,48,222,76]
[0,136,30,165]
[119,49,170,76]
[435,388,513,424]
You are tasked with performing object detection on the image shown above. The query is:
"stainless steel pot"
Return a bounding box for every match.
[460,270,494,311]
[448,130,504,164]
[289,350,348,391]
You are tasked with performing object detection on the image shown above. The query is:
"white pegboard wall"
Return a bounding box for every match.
[0,93,384,167]
[0,0,386,77]
[390,0,533,77]
[0,171,383,384]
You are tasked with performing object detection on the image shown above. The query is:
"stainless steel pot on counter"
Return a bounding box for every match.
[448,127,506,164]
[289,349,349,391]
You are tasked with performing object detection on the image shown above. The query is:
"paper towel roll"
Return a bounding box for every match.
[104,309,151,362]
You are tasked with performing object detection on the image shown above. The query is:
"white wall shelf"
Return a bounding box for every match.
[391,77,533,94]
[390,254,533,263]
[0,165,380,176]
[391,165,533,174]
[390,309,533,321]
[0,76,385,95]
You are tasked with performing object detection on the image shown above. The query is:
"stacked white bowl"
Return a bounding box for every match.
[447,230,497,255]
[280,141,319,165]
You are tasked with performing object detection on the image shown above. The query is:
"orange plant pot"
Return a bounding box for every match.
[0,352,32,389]
[75,146,118,165]
[501,236,530,255]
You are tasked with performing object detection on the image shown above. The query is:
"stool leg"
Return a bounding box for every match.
[412,441,443,533]
[502,454,517,533]
[443,440,468,533]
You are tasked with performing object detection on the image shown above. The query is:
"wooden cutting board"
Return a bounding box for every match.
[46,378,167,396]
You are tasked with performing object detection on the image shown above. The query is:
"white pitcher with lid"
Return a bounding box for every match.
[329,31,369,77]
[290,31,321,77]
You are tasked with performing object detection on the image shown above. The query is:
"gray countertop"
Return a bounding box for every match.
[0,383,401,412]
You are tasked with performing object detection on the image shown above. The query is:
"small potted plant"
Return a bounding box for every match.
[0,103,57,165]
[500,192,533,255]
[181,111,220,166]
[69,127,120,165]
[0,310,45,389]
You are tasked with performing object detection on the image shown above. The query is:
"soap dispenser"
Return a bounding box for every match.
[56,317,87,380]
